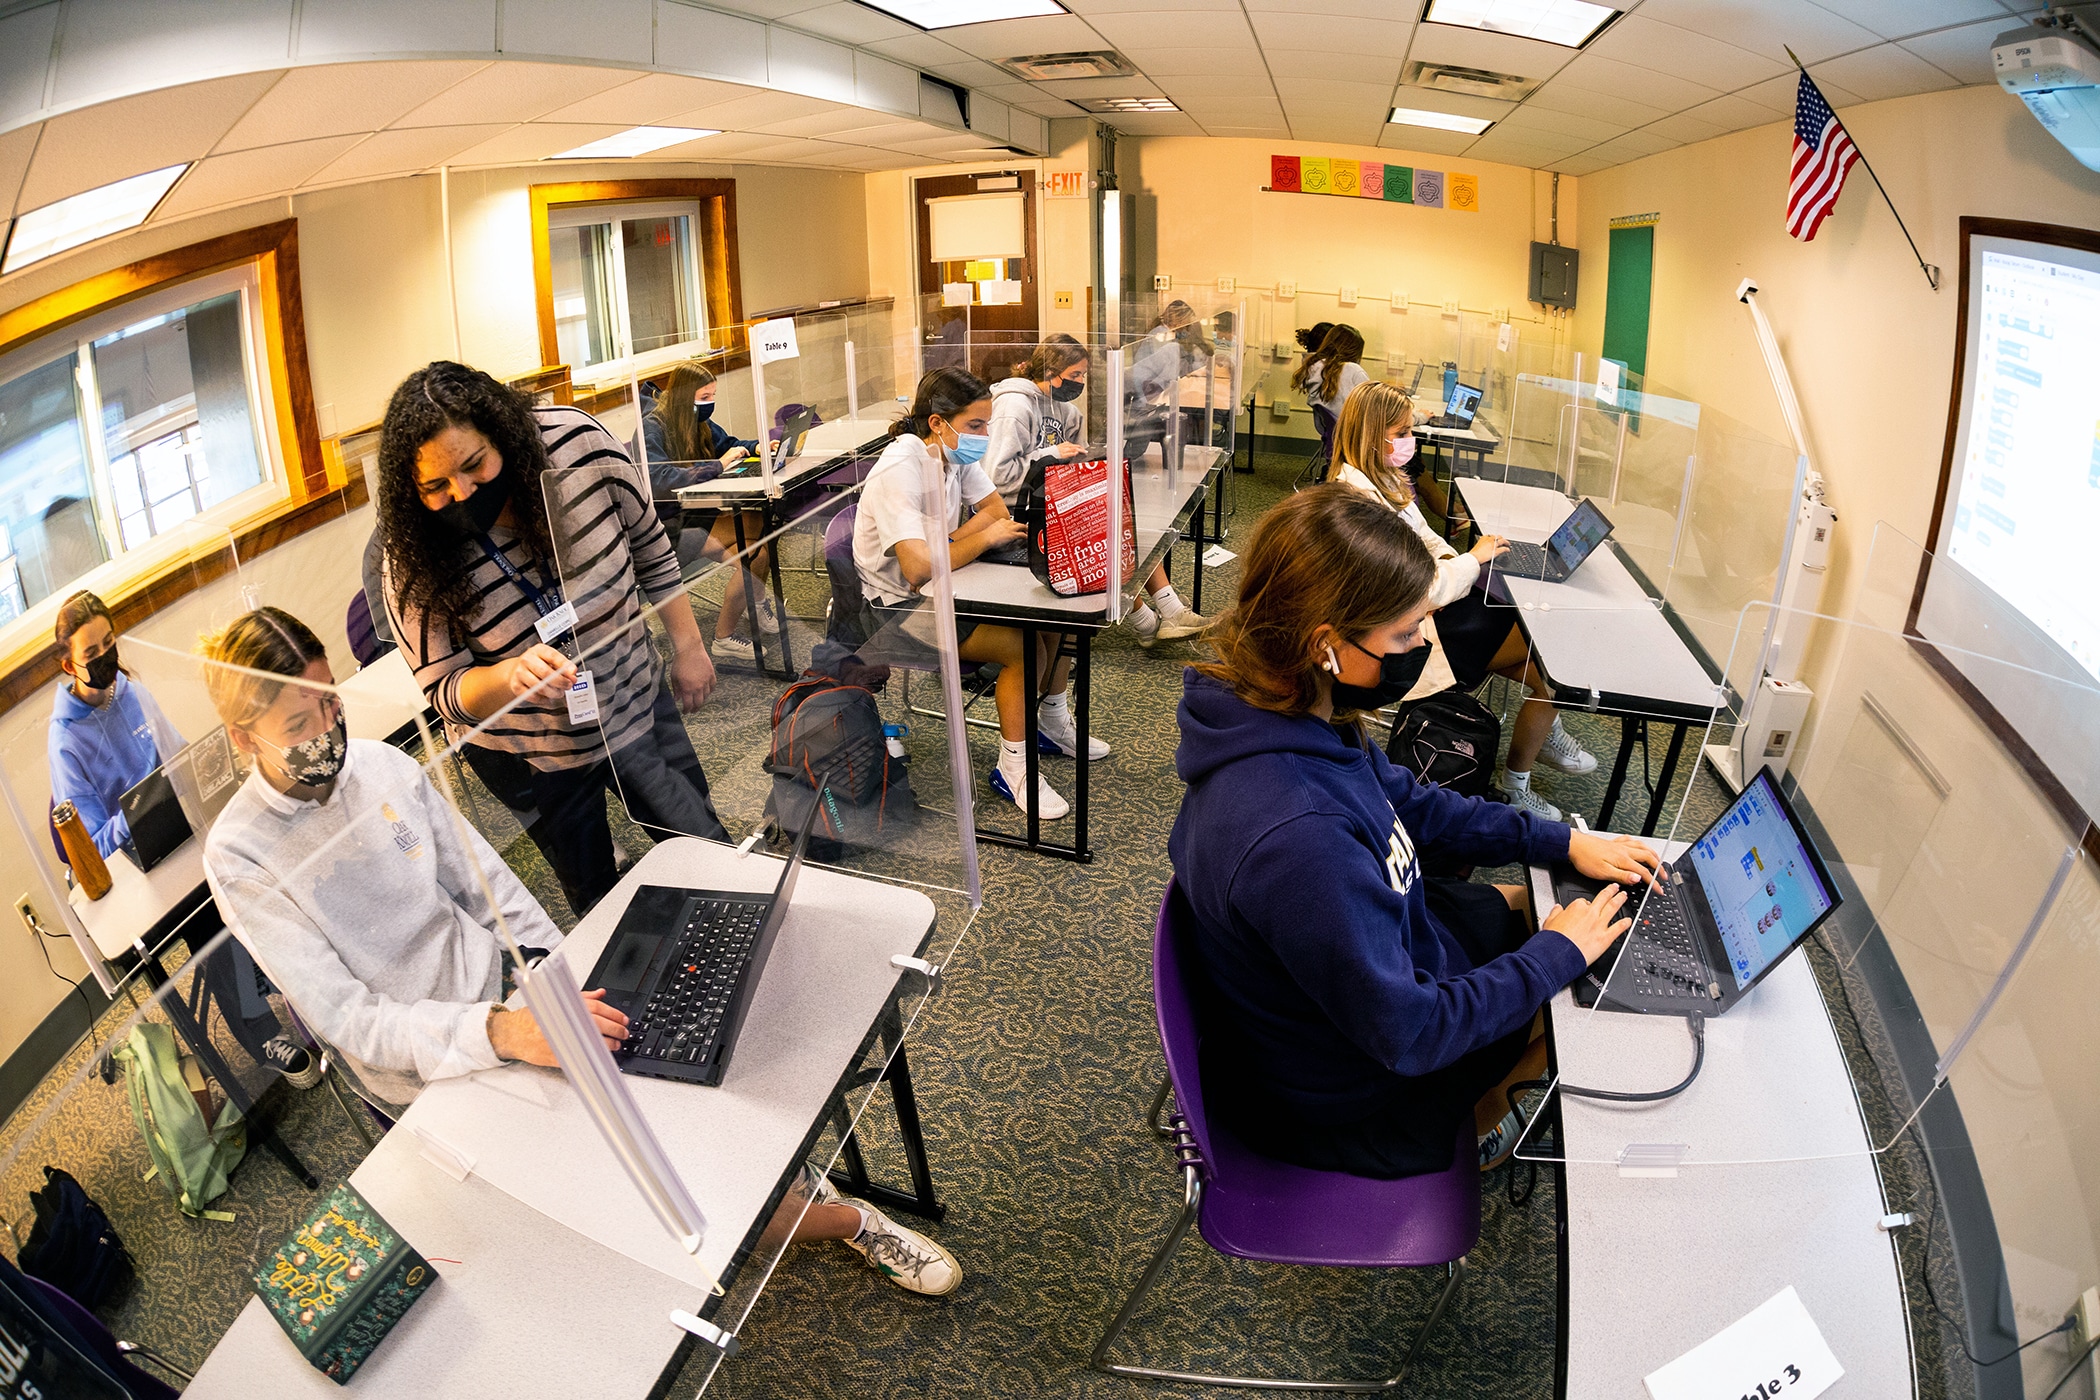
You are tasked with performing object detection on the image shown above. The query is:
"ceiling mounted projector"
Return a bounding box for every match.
[1994,24,2100,172]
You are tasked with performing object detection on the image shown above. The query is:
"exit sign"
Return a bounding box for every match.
[1046,171,1087,198]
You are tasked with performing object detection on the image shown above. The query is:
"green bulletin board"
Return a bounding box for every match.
[1602,219,1655,386]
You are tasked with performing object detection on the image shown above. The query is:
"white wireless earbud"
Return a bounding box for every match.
[1323,645,1341,675]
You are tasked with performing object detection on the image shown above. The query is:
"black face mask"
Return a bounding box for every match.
[1329,633,1428,713]
[79,647,121,691]
[694,401,716,423]
[435,463,512,539]
[1049,376,1084,403]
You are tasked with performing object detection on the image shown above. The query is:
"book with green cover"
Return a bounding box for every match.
[253,1183,438,1384]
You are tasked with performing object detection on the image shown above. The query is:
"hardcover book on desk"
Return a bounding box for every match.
[253,1184,437,1384]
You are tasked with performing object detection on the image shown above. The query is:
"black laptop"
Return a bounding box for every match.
[1555,768,1842,1016]
[1423,380,1483,429]
[1493,498,1615,582]
[117,766,191,872]
[585,779,829,1086]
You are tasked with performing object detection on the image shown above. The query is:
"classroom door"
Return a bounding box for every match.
[915,172,1040,384]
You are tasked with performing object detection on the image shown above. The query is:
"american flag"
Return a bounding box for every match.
[1787,71,1859,241]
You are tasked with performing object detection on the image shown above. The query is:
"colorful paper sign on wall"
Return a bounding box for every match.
[1267,157,1470,211]
[1448,173,1479,212]
[963,260,998,281]
[1270,155,1301,192]
[1300,157,1331,194]
[1385,165,1413,202]
[1413,169,1446,208]
[1331,158,1359,195]
[1360,163,1384,199]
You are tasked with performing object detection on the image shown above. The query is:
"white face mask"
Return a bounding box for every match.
[1387,433,1418,470]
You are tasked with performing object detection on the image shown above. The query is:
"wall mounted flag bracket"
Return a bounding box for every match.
[1785,45,1940,291]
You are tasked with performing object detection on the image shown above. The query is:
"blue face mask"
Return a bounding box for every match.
[942,429,990,467]
[693,400,715,423]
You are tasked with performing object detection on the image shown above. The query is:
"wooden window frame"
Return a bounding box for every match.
[529,180,748,380]
[0,219,340,712]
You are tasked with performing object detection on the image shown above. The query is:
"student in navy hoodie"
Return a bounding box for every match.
[1169,487,1664,1177]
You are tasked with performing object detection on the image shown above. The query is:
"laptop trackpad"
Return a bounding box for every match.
[600,934,661,993]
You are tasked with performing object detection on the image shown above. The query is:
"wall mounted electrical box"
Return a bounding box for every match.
[1530,241,1579,309]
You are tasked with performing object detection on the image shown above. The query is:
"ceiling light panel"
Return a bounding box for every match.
[1075,97,1181,113]
[857,0,1066,30]
[1424,0,1618,50]
[1388,106,1495,134]
[549,126,720,158]
[2,164,187,274]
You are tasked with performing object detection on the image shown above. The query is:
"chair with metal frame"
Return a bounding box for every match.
[1093,878,1480,1392]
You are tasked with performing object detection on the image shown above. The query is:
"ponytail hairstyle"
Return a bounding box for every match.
[890,366,991,441]
[376,362,559,646]
[54,591,126,684]
[197,607,330,732]
[1290,321,1335,394]
[1196,486,1437,718]
[1314,325,1366,404]
[1022,333,1089,386]
[1334,381,1417,506]
[652,360,717,463]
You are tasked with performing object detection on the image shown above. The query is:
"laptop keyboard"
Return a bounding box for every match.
[625,898,769,1067]
[1496,540,1552,579]
[1619,889,1718,1003]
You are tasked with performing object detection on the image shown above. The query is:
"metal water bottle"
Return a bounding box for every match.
[52,799,110,900]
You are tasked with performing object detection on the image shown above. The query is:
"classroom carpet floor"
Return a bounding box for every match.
[0,448,1972,1399]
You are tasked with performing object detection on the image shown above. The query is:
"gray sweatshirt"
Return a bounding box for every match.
[203,738,563,1104]
[986,376,1082,506]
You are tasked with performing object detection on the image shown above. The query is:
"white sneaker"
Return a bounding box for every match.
[1536,716,1598,775]
[1037,706,1111,761]
[753,592,784,636]
[990,761,1070,820]
[1129,602,1161,648]
[1153,607,1213,642]
[711,634,755,665]
[1497,776,1562,822]
[842,1201,962,1297]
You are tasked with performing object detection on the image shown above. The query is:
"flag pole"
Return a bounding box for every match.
[1785,45,1940,291]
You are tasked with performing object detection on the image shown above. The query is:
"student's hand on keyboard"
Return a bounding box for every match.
[490,990,629,1066]
[1568,830,1665,890]
[1468,534,1509,564]
[1541,884,1633,964]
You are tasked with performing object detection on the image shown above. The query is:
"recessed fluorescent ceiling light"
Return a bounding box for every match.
[857,0,1065,28]
[1077,97,1180,113]
[1424,0,1617,49]
[550,127,719,159]
[2,164,188,275]
[1389,106,1495,134]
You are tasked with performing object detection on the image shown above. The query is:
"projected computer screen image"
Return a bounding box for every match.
[1689,775,1834,993]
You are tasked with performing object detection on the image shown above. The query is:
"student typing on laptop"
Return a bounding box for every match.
[1170,488,1661,1178]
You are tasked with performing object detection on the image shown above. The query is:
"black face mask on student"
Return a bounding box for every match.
[1328,632,1428,713]
[693,400,716,423]
[1049,375,1084,403]
[79,647,121,692]
[434,463,512,539]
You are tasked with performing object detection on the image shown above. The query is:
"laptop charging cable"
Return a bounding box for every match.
[1559,1011,1706,1102]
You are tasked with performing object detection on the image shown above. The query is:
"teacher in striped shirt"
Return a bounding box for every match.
[377,362,728,916]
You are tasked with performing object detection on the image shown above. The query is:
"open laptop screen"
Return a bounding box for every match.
[1689,770,1836,992]
[1445,382,1482,418]
[1546,499,1612,571]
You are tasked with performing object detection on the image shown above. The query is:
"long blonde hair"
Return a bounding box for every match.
[197,607,329,730]
[1334,381,1416,506]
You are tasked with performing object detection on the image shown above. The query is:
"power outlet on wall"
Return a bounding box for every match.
[1152,273,1172,291]
[1338,285,1357,305]
[1276,280,1296,299]
[16,894,40,935]
[1442,300,1461,315]
[1216,276,1235,293]
[1269,399,1292,421]
[1053,290,1074,309]
[1390,290,1408,310]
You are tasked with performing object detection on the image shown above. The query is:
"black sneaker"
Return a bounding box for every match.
[260,1034,322,1089]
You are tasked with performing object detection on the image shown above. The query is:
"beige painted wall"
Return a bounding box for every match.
[0,157,872,1067]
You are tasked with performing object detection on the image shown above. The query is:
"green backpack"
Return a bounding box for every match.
[114,1022,247,1221]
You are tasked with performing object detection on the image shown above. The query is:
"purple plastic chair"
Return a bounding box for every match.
[1092,879,1480,1391]
[26,1275,187,1398]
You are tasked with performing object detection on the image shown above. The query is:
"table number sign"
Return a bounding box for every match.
[1643,1286,1844,1400]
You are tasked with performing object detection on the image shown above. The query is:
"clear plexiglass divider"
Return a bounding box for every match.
[1513,561,2100,1173]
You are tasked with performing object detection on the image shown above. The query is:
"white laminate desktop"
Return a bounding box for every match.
[67,840,208,962]
[1529,845,1911,1397]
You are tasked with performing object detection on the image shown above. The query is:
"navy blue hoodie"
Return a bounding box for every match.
[1168,670,1586,1124]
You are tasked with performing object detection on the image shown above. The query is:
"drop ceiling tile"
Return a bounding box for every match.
[18,72,285,210]
[295,0,496,57]
[656,3,770,82]
[441,123,641,164]
[923,58,1019,87]
[1267,51,1403,84]
[1521,84,1670,128]
[1546,54,1722,111]
[392,62,638,127]
[860,33,976,70]
[1086,10,1258,49]
[1810,0,2012,41]
[1171,95,1288,119]
[0,6,58,129]
[1643,109,1730,144]
[1373,126,1484,157]
[1136,47,1274,77]
[1495,106,1628,144]
[1274,78,1399,105]
[1549,154,1610,174]
[1408,22,1580,81]
[216,61,489,152]
[703,0,822,20]
[51,0,293,108]
[1036,76,1168,98]
[537,73,759,126]
[1099,111,1206,134]
[303,124,512,182]
[932,15,1113,62]
[1249,11,1415,57]
[773,1,921,44]
[829,119,948,145]
[1466,131,1592,164]
[1635,0,1882,65]
[670,89,838,130]
[1678,93,1786,133]
[1733,70,1864,113]
[155,134,364,218]
[1896,17,2025,85]
[1243,0,1419,15]
[1811,43,1963,100]
[1590,127,1682,159]
[1586,15,1792,92]
[1204,123,1292,137]
[501,0,652,63]
[646,130,776,158]
[1065,0,1241,11]
[750,107,894,137]
[1014,97,1089,117]
[973,81,1057,105]
[0,123,41,219]
[1387,91,1518,121]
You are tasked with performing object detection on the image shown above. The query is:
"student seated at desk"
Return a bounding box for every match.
[640,360,773,667]
[854,367,1078,820]
[50,590,321,1089]
[1169,488,1661,1176]
[1293,324,1368,423]
[985,335,1211,666]
[1330,383,1598,818]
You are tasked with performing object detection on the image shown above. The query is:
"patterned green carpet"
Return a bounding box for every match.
[0,450,1969,1399]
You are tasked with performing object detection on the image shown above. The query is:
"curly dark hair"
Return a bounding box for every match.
[375,362,558,647]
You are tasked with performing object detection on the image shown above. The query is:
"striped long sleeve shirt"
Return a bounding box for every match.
[386,406,685,770]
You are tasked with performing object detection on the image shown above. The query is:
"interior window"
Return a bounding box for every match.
[549,202,708,372]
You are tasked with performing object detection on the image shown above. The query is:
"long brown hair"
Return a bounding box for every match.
[1021,333,1088,384]
[652,360,716,463]
[1197,486,1436,717]
[1312,325,1366,402]
[1334,382,1416,506]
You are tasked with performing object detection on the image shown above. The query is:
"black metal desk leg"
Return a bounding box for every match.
[1022,622,1041,849]
[140,949,318,1189]
[1641,722,1691,839]
[762,501,795,677]
[1073,631,1091,862]
[1191,482,1208,616]
[1597,719,1641,831]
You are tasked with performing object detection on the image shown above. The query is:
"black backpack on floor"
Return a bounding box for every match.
[1385,689,1501,802]
[18,1166,135,1312]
